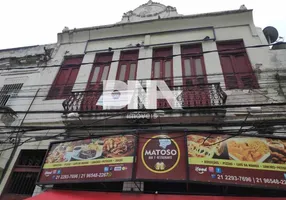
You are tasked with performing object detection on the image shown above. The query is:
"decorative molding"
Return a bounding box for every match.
[120,0,181,23]
[0,68,40,76]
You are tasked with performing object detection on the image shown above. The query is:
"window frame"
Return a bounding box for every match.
[181,44,208,86]
[116,50,139,81]
[0,83,23,106]
[47,56,83,100]
[151,47,174,86]
[2,150,46,199]
[217,40,259,90]
[86,52,113,91]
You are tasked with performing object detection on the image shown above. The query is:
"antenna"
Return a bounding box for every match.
[263,26,279,44]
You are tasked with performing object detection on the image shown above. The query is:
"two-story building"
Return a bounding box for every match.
[0,1,286,200]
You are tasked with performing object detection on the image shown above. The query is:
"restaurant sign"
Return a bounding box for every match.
[37,135,135,184]
[136,133,187,180]
[38,132,286,190]
[187,134,286,189]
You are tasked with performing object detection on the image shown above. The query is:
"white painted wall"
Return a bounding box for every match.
[136,47,152,80]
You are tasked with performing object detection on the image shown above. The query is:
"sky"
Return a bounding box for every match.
[0,0,285,50]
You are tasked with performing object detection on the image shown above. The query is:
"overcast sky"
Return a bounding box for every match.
[0,0,285,50]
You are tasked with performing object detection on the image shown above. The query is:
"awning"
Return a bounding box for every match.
[25,190,286,200]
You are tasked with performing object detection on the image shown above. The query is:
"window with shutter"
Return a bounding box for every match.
[152,47,173,108]
[0,83,23,106]
[181,45,207,85]
[217,40,258,89]
[116,50,139,81]
[181,44,209,107]
[152,47,173,82]
[81,53,113,111]
[47,57,83,99]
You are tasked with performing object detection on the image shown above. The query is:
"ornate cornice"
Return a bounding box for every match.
[120,0,181,23]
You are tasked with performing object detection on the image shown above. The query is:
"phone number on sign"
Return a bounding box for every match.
[56,172,111,180]
[217,175,286,185]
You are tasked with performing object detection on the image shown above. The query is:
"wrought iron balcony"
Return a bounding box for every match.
[62,81,227,112]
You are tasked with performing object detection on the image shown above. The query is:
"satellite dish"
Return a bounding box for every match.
[263,26,279,44]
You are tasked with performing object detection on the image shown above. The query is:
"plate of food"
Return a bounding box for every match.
[71,141,103,160]
[187,135,225,158]
[264,138,286,164]
[265,138,284,149]
[102,135,135,158]
[45,144,69,163]
[227,138,270,163]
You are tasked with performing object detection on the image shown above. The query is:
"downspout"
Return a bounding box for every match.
[0,88,40,184]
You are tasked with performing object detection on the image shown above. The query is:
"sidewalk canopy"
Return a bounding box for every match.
[25,190,286,200]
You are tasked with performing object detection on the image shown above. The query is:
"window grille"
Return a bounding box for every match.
[0,83,23,106]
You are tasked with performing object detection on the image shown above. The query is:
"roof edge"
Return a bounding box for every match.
[61,9,253,34]
[0,43,56,52]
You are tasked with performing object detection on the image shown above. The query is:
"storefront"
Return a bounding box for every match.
[24,132,286,199]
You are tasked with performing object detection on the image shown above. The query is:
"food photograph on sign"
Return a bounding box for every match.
[38,135,135,184]
[45,136,135,163]
[187,134,286,189]
[187,134,286,163]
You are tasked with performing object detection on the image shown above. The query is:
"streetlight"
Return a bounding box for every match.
[0,106,17,126]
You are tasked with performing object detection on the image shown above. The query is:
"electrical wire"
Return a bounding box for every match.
[0,43,285,150]
[0,102,286,114]
[0,132,66,152]
[0,70,284,93]
[0,123,283,153]
[0,42,285,71]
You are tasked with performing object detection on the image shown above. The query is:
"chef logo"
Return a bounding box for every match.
[142,135,180,174]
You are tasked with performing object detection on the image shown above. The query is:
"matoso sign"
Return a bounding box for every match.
[38,135,135,184]
[136,133,187,180]
[187,134,286,189]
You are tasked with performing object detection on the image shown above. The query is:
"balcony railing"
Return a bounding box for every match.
[62,82,227,112]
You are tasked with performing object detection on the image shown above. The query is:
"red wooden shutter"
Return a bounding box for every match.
[220,55,238,89]
[47,57,83,99]
[181,44,207,85]
[62,67,80,97]
[81,53,113,111]
[116,50,139,81]
[152,47,173,85]
[86,52,113,90]
[152,47,173,108]
[217,40,258,89]
[181,44,209,107]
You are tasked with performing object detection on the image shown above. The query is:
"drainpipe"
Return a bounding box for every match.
[0,89,40,184]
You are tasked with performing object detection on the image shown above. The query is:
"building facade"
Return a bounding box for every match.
[0,1,286,199]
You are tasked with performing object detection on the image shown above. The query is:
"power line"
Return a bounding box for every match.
[0,102,286,114]
[1,125,285,153]
[1,68,284,88]
[0,42,284,71]
[1,117,286,131]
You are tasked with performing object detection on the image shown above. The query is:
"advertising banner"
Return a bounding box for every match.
[38,135,135,184]
[187,134,286,189]
[136,133,187,180]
